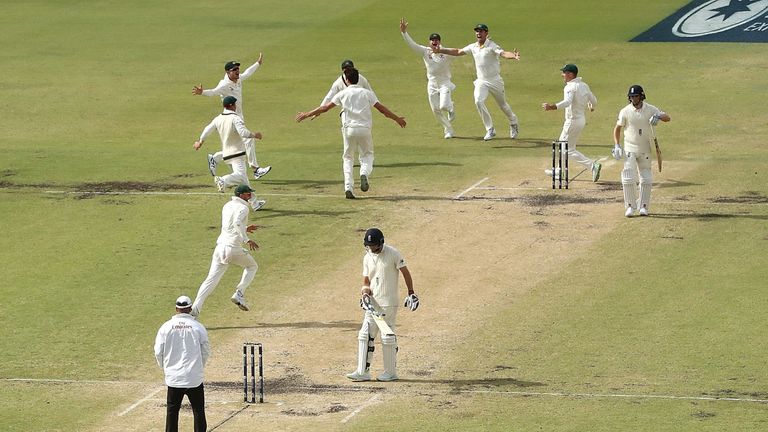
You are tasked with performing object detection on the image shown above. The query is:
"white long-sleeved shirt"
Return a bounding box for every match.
[401,32,454,87]
[363,244,407,307]
[201,61,261,116]
[331,85,379,129]
[154,313,210,388]
[555,77,597,120]
[460,39,505,81]
[198,110,255,158]
[216,196,252,247]
[321,74,375,106]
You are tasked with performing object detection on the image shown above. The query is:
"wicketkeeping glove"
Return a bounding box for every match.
[403,294,419,311]
[611,144,624,160]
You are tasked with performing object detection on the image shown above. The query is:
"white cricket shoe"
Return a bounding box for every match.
[483,128,496,141]
[592,161,602,182]
[253,165,272,179]
[346,371,371,381]
[444,131,453,139]
[214,176,225,193]
[251,199,266,211]
[230,292,250,311]
[510,123,519,139]
[625,207,635,218]
[376,372,399,382]
[448,110,456,122]
[207,154,217,177]
[639,207,649,216]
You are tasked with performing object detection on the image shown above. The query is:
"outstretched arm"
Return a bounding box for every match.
[501,48,520,60]
[296,102,337,122]
[373,102,406,128]
[432,46,465,56]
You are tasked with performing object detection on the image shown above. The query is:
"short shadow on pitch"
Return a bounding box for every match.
[207,320,360,331]
[650,212,768,221]
[374,162,461,168]
[490,138,555,149]
[368,195,452,203]
[252,208,352,219]
[259,179,339,187]
[396,377,546,389]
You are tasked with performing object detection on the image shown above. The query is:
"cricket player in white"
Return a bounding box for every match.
[434,23,520,141]
[613,85,670,217]
[347,228,418,382]
[154,296,210,432]
[194,96,266,211]
[542,64,602,182]
[193,57,272,180]
[320,59,375,106]
[399,18,457,139]
[191,185,261,316]
[296,68,406,199]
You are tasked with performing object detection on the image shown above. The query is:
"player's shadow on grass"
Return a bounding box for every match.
[489,138,556,149]
[207,320,360,331]
[259,179,339,187]
[374,162,461,168]
[650,212,768,221]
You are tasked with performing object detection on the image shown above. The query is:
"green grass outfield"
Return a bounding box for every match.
[1,0,767,430]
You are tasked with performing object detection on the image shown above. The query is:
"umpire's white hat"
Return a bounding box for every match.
[175,296,193,308]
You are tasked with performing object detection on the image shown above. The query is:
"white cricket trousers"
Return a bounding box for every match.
[427,82,455,134]
[473,78,517,132]
[192,244,258,314]
[341,126,374,192]
[558,117,595,169]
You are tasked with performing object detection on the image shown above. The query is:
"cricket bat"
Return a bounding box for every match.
[362,295,395,336]
[650,123,663,173]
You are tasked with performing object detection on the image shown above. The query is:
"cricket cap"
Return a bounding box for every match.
[222,96,237,106]
[560,63,578,75]
[175,296,193,309]
[234,184,254,195]
[341,59,355,70]
[429,33,441,40]
[224,61,240,71]
[474,24,489,32]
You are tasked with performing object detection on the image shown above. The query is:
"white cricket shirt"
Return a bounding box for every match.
[461,39,504,81]
[331,85,378,129]
[154,313,210,388]
[321,74,375,105]
[616,102,663,154]
[401,32,454,86]
[363,244,407,307]
[216,196,252,247]
[556,77,597,120]
[201,61,261,116]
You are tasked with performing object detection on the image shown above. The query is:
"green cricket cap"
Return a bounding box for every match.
[234,184,254,195]
[561,63,578,74]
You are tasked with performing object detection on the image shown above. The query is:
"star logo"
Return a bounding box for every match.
[708,0,761,21]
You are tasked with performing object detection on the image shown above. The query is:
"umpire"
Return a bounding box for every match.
[154,296,210,432]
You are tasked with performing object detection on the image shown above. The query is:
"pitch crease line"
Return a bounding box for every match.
[454,177,489,200]
[340,394,382,424]
[117,387,163,417]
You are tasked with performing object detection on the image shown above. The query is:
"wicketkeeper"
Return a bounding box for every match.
[347,228,418,382]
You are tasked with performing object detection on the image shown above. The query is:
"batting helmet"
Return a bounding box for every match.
[627,84,646,101]
[363,228,384,246]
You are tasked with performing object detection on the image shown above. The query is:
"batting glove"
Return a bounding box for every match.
[403,294,419,311]
[611,144,624,160]
[649,113,663,126]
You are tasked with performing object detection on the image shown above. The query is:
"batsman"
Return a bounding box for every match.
[347,228,418,382]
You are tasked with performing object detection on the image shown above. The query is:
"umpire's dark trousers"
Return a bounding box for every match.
[165,383,206,432]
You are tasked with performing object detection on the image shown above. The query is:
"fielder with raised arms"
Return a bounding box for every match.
[399,17,457,139]
[613,85,671,217]
[347,228,418,382]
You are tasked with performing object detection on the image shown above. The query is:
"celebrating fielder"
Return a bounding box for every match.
[400,18,457,139]
[542,63,601,182]
[613,85,671,217]
[433,23,520,141]
[346,228,418,382]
